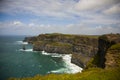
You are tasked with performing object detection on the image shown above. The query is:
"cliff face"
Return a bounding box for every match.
[87,34,120,69]
[24,33,98,55]
[105,43,120,68]
[33,41,73,54]
[24,33,98,68]
[24,33,120,69]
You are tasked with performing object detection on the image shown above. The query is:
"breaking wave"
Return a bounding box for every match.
[16,41,28,45]
[41,51,63,57]
[19,49,33,52]
[42,51,83,74]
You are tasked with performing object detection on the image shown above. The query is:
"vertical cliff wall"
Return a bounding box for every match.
[87,34,120,69]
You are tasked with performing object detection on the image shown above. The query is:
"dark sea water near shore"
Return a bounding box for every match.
[0,36,82,80]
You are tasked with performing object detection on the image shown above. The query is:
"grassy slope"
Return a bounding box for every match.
[9,68,120,80]
[41,33,99,39]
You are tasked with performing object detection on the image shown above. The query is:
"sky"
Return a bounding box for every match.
[0,0,120,35]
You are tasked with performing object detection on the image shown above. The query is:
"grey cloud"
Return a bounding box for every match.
[1,0,119,17]
[103,3,120,15]
[74,0,120,11]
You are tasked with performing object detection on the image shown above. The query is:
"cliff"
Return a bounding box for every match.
[24,33,98,68]
[105,43,120,68]
[86,34,120,69]
[24,33,120,69]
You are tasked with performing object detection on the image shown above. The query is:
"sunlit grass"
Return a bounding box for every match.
[8,67,120,80]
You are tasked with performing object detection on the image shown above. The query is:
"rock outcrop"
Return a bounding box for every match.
[98,34,120,68]
[86,34,120,69]
[105,43,120,68]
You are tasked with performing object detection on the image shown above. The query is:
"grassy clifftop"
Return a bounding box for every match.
[109,43,120,50]
[9,68,120,80]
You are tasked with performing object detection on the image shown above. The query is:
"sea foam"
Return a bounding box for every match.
[62,54,83,73]
[19,49,33,52]
[16,41,28,45]
[41,51,83,74]
[49,54,83,74]
[41,51,63,57]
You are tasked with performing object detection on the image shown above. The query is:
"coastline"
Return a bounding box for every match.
[18,40,83,74]
[23,33,99,69]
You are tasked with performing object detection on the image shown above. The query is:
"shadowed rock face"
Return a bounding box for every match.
[96,34,120,68]
[33,41,73,54]
[24,33,120,69]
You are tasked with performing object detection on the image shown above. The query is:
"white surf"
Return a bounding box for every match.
[41,51,83,74]
[16,41,28,45]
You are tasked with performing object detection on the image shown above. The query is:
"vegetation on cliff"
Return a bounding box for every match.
[109,43,120,50]
[9,68,120,80]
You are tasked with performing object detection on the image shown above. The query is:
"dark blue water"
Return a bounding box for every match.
[0,36,65,80]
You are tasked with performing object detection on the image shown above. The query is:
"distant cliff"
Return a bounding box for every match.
[24,33,120,69]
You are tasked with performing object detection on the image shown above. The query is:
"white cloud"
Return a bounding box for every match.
[64,24,120,35]
[13,21,23,25]
[28,23,35,26]
[0,21,120,35]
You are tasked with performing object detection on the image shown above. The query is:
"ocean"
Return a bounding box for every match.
[0,36,82,80]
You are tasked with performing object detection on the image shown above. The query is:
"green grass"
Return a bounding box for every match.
[79,35,99,39]
[40,33,99,39]
[109,43,120,50]
[48,42,72,47]
[8,68,120,80]
[34,41,72,47]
